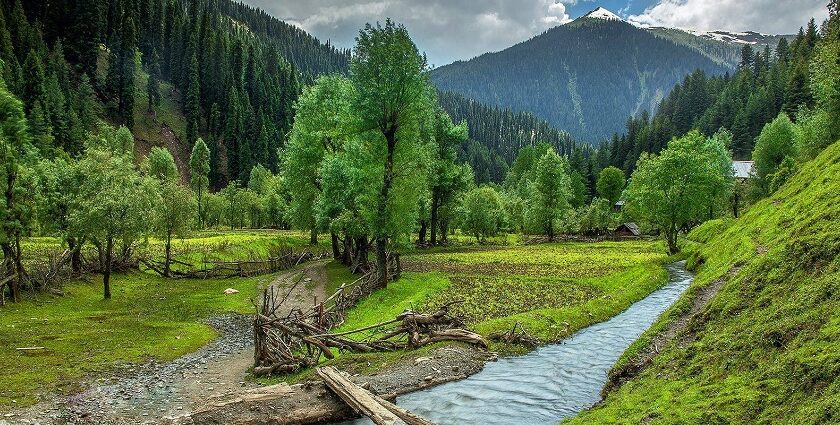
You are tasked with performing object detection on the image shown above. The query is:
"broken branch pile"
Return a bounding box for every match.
[142,248,329,279]
[254,262,486,376]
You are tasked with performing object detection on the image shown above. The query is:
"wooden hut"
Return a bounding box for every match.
[614,222,641,238]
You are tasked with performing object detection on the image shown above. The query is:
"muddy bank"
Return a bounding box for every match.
[169,345,493,425]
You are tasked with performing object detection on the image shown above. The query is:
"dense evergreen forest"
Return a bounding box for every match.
[2,0,350,189]
[430,17,730,141]
[439,90,577,184]
[608,18,826,172]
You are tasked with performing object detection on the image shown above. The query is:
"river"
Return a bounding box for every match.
[342,261,693,425]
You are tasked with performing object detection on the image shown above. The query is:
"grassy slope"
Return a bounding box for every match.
[0,230,320,409]
[568,141,840,424]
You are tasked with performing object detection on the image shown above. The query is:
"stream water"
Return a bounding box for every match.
[342,261,694,425]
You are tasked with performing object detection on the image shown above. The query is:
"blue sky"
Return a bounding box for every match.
[242,0,830,66]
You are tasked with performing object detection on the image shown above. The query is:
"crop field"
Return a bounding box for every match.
[322,241,671,355]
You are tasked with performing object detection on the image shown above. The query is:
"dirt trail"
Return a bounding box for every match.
[6,260,332,425]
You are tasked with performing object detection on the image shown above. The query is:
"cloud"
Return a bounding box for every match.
[628,0,829,34]
[240,0,574,66]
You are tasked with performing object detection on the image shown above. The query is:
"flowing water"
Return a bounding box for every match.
[342,261,694,425]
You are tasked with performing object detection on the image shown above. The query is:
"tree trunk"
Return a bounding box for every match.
[197,187,203,229]
[352,236,369,272]
[104,237,113,299]
[1,243,17,302]
[733,192,740,218]
[418,221,427,245]
[310,228,318,246]
[331,232,341,259]
[439,219,449,245]
[12,235,23,299]
[164,232,172,277]
[429,191,439,245]
[342,235,352,266]
[666,227,679,255]
[375,237,388,288]
[68,237,83,274]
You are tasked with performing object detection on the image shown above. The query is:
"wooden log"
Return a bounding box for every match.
[371,394,437,425]
[316,366,407,425]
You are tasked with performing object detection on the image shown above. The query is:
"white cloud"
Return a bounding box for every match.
[241,0,574,66]
[628,0,829,34]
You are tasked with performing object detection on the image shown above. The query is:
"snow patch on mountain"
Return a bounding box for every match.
[583,7,623,21]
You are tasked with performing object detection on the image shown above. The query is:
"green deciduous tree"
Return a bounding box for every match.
[625,130,733,254]
[461,186,505,243]
[0,76,31,302]
[71,132,156,299]
[146,146,178,182]
[596,166,626,205]
[153,181,194,276]
[752,113,798,195]
[285,75,355,246]
[351,20,432,287]
[527,148,572,241]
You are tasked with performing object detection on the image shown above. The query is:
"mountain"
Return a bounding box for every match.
[646,27,793,68]
[430,9,731,142]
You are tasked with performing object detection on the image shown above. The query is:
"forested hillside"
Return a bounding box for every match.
[430,15,729,141]
[439,91,577,183]
[4,0,349,189]
[608,19,823,172]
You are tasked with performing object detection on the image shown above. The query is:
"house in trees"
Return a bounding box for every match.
[732,161,755,180]
[614,222,641,238]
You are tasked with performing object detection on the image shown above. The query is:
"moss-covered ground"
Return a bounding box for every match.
[567,141,840,424]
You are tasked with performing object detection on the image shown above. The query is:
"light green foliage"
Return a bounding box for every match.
[794,108,835,161]
[351,20,433,255]
[527,148,572,240]
[285,75,355,234]
[625,130,733,253]
[70,131,157,297]
[596,166,625,205]
[752,113,798,193]
[153,181,195,275]
[576,198,617,235]
[460,186,505,243]
[146,146,178,182]
[570,140,840,425]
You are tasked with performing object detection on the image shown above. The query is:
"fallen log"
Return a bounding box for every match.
[371,393,436,425]
[317,366,408,425]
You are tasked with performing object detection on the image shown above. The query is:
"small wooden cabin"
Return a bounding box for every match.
[614,222,641,237]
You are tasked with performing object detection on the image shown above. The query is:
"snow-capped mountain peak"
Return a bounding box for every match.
[583,7,622,21]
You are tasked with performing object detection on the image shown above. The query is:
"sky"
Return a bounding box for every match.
[241,0,831,66]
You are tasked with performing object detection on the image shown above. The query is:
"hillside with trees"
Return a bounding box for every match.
[430,16,730,142]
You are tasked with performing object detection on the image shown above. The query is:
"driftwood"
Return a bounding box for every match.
[317,367,408,425]
[489,322,540,347]
[254,255,486,376]
[254,295,486,376]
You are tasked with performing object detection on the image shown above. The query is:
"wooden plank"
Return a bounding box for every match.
[316,366,407,425]
[371,394,436,425]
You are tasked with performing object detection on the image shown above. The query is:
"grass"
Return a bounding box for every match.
[0,271,272,409]
[567,140,840,424]
[404,242,670,352]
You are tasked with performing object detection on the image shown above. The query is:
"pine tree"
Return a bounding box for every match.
[184,51,200,146]
[118,15,137,129]
[189,138,210,227]
[67,0,103,79]
[22,49,47,115]
[147,49,161,113]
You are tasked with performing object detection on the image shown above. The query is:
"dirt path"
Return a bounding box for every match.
[6,260,332,425]
[603,265,741,394]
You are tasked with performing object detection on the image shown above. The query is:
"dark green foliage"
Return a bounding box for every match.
[610,25,820,171]
[431,18,729,141]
